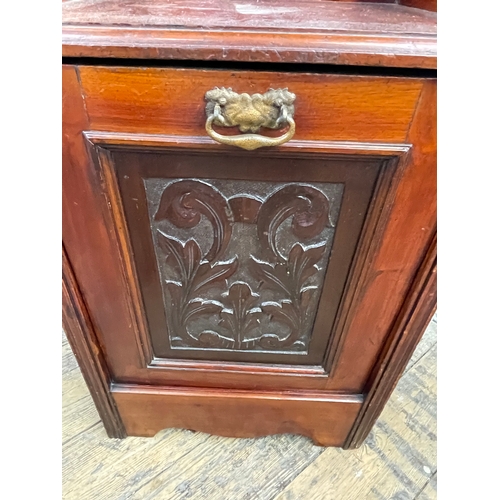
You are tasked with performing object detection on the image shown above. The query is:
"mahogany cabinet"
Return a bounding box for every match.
[62,0,436,448]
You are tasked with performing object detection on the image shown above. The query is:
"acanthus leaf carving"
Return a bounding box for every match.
[149,179,339,353]
[191,259,238,296]
[218,282,264,349]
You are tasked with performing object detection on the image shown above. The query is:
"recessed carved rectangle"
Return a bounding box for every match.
[101,146,387,368]
[145,178,344,354]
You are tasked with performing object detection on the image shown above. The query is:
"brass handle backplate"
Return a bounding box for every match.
[204,87,296,150]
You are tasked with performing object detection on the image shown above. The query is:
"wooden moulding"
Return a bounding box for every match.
[112,383,363,447]
[62,0,437,69]
[62,246,126,438]
[345,233,436,448]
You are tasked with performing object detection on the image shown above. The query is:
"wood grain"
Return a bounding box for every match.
[404,315,437,375]
[62,0,436,68]
[78,66,424,143]
[113,384,363,446]
[401,0,437,12]
[345,233,436,448]
[62,0,436,31]
[63,65,147,382]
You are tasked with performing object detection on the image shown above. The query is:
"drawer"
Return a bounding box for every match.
[63,64,436,445]
[77,66,424,143]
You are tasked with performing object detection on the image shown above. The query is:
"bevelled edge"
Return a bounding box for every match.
[62,26,437,69]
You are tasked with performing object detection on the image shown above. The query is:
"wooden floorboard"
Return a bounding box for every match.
[62,316,437,499]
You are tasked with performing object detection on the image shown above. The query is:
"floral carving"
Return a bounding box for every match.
[151,179,336,352]
[252,243,325,349]
[249,185,330,349]
[157,230,237,345]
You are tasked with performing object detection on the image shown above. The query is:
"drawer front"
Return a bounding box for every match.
[78,66,423,143]
[64,65,433,396]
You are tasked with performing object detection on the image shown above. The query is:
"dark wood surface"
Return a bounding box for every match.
[62,0,436,68]
[62,0,436,448]
[63,0,436,31]
[112,150,381,367]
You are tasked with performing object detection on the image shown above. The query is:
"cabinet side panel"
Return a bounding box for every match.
[342,81,437,447]
[62,246,125,438]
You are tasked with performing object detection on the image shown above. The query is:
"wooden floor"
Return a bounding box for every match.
[62,316,437,500]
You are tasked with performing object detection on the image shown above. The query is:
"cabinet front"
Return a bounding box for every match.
[64,65,422,393]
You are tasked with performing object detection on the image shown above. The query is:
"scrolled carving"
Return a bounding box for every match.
[148,179,341,353]
[251,242,326,349]
[155,180,233,261]
[157,230,237,345]
[257,184,330,260]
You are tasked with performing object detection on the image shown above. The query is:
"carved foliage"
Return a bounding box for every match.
[252,243,326,350]
[152,179,336,353]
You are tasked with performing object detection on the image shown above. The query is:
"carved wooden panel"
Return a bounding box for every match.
[105,147,386,368]
[145,179,343,354]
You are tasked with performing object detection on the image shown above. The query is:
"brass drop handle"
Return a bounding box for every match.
[204,88,296,151]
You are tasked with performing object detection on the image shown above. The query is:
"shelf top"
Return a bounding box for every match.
[62,0,437,69]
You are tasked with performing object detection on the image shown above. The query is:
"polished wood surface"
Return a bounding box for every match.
[62,0,436,68]
[63,0,437,31]
[113,385,362,446]
[62,0,436,448]
[346,233,436,448]
[78,66,424,143]
[325,79,436,392]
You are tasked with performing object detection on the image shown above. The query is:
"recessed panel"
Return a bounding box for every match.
[144,178,344,354]
[113,149,383,367]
